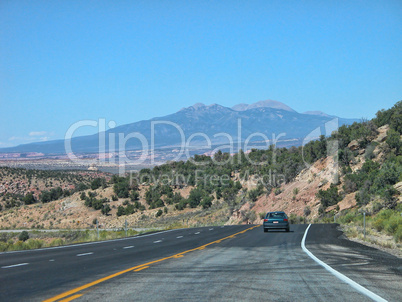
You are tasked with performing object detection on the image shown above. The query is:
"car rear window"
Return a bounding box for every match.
[268,213,286,218]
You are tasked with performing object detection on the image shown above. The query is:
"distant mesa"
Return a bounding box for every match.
[303,111,331,117]
[88,163,98,171]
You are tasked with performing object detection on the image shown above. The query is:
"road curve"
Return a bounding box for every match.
[0,224,401,302]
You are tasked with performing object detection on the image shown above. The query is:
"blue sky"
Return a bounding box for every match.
[1,0,401,147]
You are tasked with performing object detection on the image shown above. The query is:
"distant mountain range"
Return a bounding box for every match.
[0,100,358,156]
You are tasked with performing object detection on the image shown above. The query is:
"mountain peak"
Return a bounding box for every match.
[231,103,249,111]
[191,103,206,110]
[180,103,228,112]
[232,100,296,112]
[179,103,205,111]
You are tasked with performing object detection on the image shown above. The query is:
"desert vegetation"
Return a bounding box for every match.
[0,168,111,211]
[0,229,144,252]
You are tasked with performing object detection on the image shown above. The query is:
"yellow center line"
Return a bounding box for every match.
[43,225,259,302]
[133,266,149,272]
[58,294,83,302]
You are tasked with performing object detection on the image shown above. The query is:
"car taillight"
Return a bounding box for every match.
[283,218,288,222]
[263,219,268,222]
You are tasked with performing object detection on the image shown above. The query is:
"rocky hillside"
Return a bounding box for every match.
[231,124,401,225]
[0,167,110,211]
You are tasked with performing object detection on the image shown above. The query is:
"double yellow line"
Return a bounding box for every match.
[43,225,259,302]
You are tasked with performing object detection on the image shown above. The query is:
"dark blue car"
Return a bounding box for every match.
[263,211,290,232]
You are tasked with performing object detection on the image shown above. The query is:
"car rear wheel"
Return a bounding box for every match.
[286,228,290,232]
[264,228,268,233]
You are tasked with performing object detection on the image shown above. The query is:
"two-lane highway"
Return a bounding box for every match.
[0,225,255,301]
[1,224,401,301]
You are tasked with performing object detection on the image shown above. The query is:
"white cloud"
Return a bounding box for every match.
[6,132,55,145]
[8,136,24,141]
[29,131,47,136]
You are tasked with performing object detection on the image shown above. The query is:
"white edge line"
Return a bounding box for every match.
[2,263,29,269]
[123,246,134,249]
[301,224,388,302]
[76,252,93,257]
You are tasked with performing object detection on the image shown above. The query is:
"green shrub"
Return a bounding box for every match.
[117,206,126,217]
[18,231,29,242]
[175,200,187,211]
[101,204,111,215]
[201,196,213,209]
[364,143,376,159]
[385,215,402,235]
[23,193,36,205]
[14,240,25,250]
[376,209,393,220]
[130,190,140,201]
[373,218,385,231]
[372,209,394,232]
[356,188,372,205]
[50,238,64,246]
[92,199,103,210]
[386,128,401,155]
[317,184,342,208]
[90,178,104,190]
[372,202,383,213]
[188,188,204,208]
[113,181,129,198]
[248,186,264,201]
[394,226,402,242]
[340,212,356,224]
[125,204,136,215]
[26,239,44,249]
[0,241,8,252]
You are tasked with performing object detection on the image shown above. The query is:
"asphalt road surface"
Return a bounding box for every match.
[0,224,401,301]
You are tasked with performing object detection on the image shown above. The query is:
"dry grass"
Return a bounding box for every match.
[340,224,402,258]
[0,228,158,252]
